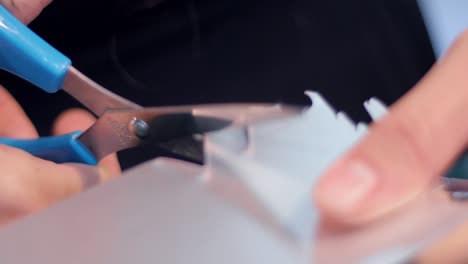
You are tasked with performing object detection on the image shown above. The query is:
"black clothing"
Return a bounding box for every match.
[0,0,436,168]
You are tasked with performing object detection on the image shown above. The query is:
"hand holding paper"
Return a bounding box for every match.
[314,30,468,226]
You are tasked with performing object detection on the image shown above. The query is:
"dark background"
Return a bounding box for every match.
[0,0,436,169]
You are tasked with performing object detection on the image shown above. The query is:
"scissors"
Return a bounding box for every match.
[0,4,296,165]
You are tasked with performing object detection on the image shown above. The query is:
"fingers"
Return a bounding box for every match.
[0,144,110,225]
[314,30,468,226]
[0,86,38,138]
[52,108,122,178]
[33,160,112,205]
[2,0,53,24]
[0,108,122,225]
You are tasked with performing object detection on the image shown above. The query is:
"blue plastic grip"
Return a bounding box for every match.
[0,4,71,93]
[0,131,98,165]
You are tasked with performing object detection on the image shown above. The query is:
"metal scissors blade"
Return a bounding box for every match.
[77,103,299,164]
[62,68,143,116]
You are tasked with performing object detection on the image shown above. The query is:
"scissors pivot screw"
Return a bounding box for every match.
[129,118,150,139]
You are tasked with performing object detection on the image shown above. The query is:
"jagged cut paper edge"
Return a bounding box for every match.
[204,90,388,242]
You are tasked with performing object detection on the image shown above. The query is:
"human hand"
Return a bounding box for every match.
[313,30,468,227]
[0,86,121,226]
[1,0,52,24]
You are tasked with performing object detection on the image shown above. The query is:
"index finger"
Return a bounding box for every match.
[0,86,38,138]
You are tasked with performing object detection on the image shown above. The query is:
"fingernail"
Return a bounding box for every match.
[98,166,112,182]
[316,159,377,215]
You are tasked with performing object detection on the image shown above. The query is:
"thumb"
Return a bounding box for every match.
[314,30,468,226]
[2,0,53,24]
[0,145,110,226]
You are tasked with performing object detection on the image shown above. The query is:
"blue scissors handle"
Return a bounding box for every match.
[0,4,71,92]
[0,131,98,165]
[0,5,99,165]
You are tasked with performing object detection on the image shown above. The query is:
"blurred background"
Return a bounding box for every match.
[0,0,436,169]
